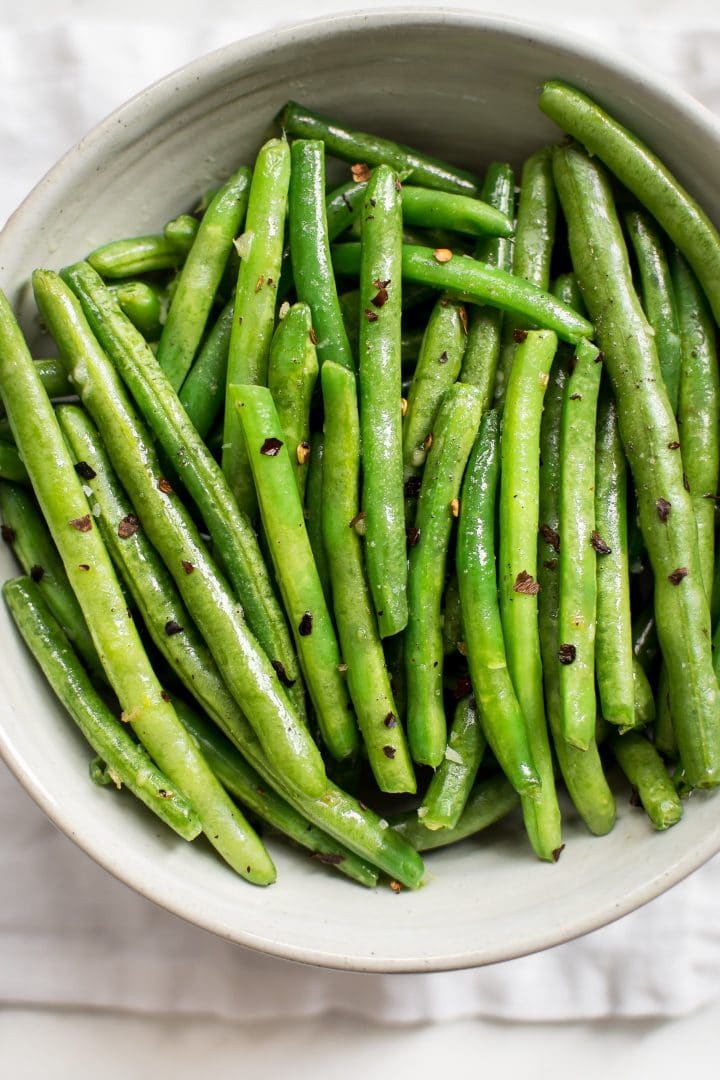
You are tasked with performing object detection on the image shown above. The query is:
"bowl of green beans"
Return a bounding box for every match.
[1,9,720,972]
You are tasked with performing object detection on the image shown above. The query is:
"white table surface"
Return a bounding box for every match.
[3,0,720,1074]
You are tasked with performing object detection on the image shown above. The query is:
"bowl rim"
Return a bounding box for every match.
[2,5,720,973]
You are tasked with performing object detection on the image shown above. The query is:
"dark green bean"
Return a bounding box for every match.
[0,442,28,484]
[400,185,513,238]
[177,300,233,440]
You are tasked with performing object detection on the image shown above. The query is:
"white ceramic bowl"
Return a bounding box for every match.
[1,9,719,973]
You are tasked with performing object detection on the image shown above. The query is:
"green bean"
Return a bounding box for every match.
[31,358,74,403]
[325,178,367,240]
[405,382,483,767]
[417,695,487,830]
[633,658,656,728]
[593,392,637,732]
[538,354,616,836]
[494,148,557,408]
[289,140,354,372]
[457,408,541,800]
[392,773,519,851]
[267,302,319,500]
[0,442,28,484]
[0,287,275,883]
[87,234,189,278]
[164,213,200,250]
[157,166,251,389]
[232,382,359,762]
[278,101,481,196]
[331,243,594,344]
[304,430,332,608]
[400,185,513,238]
[611,730,683,829]
[172,697,379,887]
[553,141,720,790]
[539,80,720,325]
[33,270,325,801]
[499,329,562,860]
[459,162,514,404]
[624,208,682,414]
[58,261,304,717]
[49,397,421,886]
[4,576,201,841]
[402,297,467,514]
[673,250,719,600]
[338,287,429,364]
[177,300,233,440]
[109,281,164,341]
[222,138,291,517]
[0,481,101,676]
[358,164,408,637]
[320,360,415,791]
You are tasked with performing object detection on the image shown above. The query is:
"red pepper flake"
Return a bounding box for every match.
[406,526,421,548]
[74,461,97,481]
[382,745,396,759]
[453,674,473,699]
[389,880,402,894]
[77,564,90,572]
[271,659,296,688]
[255,274,264,293]
[540,523,560,552]
[558,643,576,664]
[384,712,397,728]
[1,524,15,544]
[349,509,366,530]
[438,351,449,365]
[351,162,370,182]
[160,690,171,703]
[310,852,345,865]
[668,441,680,450]
[450,497,460,518]
[433,248,453,263]
[456,641,468,657]
[371,278,391,308]
[569,392,582,401]
[656,498,671,523]
[69,514,92,532]
[181,560,194,574]
[552,844,566,862]
[260,437,283,457]
[297,442,311,466]
[158,477,174,495]
[459,306,468,336]
[544,558,558,571]
[668,567,688,586]
[422,433,433,452]
[298,611,313,636]
[513,570,540,595]
[404,476,421,498]
[164,619,184,636]
[30,564,45,582]
[591,531,612,554]
[512,328,528,344]
[394,178,402,193]
[117,513,139,539]
[363,308,378,322]
[309,326,318,345]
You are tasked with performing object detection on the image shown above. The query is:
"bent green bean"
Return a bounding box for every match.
[611,730,683,830]
[400,185,513,238]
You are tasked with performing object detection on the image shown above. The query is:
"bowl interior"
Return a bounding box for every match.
[1,10,719,972]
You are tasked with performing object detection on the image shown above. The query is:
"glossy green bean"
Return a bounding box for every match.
[164,213,200,250]
[87,233,190,278]
[417,695,487,830]
[177,300,233,440]
[304,430,333,608]
[400,185,512,238]
[108,281,164,342]
[611,730,683,829]
[0,442,28,484]
[392,773,519,851]
[267,303,319,500]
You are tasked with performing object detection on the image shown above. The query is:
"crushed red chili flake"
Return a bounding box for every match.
[298,611,313,636]
[160,690,171,702]
[30,564,45,582]
[656,498,671,523]
[540,523,560,551]
[271,659,296,688]
[558,643,576,664]
[544,558,558,571]
[117,513,139,539]
[569,392,582,401]
[591,531,612,554]
[351,162,370,182]
[668,567,688,585]
[422,433,433,452]
[512,328,528,343]
[310,852,345,865]
[309,326,318,345]
[404,476,421,498]
[260,437,283,457]
[433,248,453,263]
[384,712,397,728]
[458,306,468,336]
[297,441,311,465]
[394,178,402,193]
[438,351,449,365]
[450,497,460,518]
[77,564,90,572]
[158,477,173,495]
[164,619,184,636]
[454,674,473,699]
[363,308,378,322]
[74,461,97,481]
[668,441,680,450]
[255,274,264,293]
[349,510,366,530]
[69,514,92,532]
[552,844,566,862]
[181,560,194,574]
[513,570,540,595]
[406,526,421,548]
[389,880,402,894]
[456,641,468,657]
[1,524,15,544]
[382,745,396,759]
[371,278,391,308]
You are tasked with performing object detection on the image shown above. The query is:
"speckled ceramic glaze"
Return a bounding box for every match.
[1,9,719,972]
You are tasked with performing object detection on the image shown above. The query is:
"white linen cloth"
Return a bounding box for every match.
[2,10,720,1024]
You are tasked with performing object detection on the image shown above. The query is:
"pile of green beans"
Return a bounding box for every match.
[2,81,719,895]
